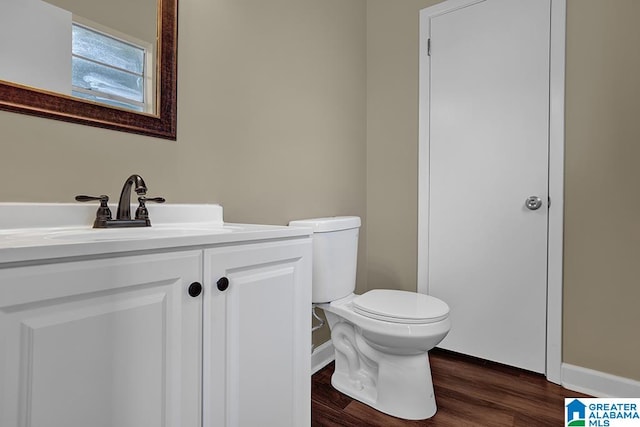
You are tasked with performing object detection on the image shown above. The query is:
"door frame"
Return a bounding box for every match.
[417,0,566,384]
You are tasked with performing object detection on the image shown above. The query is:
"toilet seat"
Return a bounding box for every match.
[352,290,449,324]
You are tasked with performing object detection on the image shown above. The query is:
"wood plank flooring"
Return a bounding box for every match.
[311,349,589,426]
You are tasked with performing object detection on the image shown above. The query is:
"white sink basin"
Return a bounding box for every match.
[0,203,310,265]
[44,224,239,241]
[0,203,231,244]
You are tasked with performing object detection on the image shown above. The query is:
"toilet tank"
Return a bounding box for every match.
[289,216,361,303]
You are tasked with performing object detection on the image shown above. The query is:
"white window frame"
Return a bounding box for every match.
[71,16,155,114]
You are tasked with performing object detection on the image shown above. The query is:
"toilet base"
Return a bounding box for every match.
[331,350,437,420]
[329,322,438,420]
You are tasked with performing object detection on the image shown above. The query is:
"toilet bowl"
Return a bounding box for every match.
[288,216,450,420]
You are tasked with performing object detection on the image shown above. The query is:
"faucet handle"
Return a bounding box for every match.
[75,194,109,203]
[139,197,166,204]
[135,196,166,223]
[75,194,113,227]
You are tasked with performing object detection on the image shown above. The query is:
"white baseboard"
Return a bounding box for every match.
[311,341,335,374]
[562,363,640,397]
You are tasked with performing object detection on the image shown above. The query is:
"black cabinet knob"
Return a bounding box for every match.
[188,282,202,297]
[217,277,229,291]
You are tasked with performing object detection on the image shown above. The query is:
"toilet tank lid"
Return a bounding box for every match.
[289,216,361,233]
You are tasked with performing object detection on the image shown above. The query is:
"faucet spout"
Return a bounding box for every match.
[117,174,147,220]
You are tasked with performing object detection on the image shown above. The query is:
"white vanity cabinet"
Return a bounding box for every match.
[0,251,203,427]
[0,216,312,427]
[203,238,311,427]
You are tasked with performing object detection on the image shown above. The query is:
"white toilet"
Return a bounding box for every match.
[289,216,451,420]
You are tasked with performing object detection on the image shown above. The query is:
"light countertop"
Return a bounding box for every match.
[0,203,312,265]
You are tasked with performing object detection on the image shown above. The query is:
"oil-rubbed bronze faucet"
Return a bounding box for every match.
[75,174,165,228]
[116,174,148,221]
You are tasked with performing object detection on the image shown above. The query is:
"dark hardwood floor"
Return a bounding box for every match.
[311,349,589,426]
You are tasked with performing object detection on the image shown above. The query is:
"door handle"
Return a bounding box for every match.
[525,196,542,211]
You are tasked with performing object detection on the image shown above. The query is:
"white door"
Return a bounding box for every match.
[420,0,550,373]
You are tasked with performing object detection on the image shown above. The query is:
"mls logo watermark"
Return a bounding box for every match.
[566,398,640,426]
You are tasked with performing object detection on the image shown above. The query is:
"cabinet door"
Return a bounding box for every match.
[204,239,312,427]
[0,251,203,427]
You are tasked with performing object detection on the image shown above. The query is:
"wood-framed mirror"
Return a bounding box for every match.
[0,0,177,140]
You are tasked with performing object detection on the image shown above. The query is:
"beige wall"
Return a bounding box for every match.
[366,0,640,382]
[45,0,156,44]
[563,0,640,380]
[0,0,366,216]
[366,0,440,295]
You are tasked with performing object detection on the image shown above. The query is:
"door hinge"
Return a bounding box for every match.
[427,38,431,56]
[548,197,551,208]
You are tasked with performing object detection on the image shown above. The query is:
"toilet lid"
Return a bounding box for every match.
[352,290,449,324]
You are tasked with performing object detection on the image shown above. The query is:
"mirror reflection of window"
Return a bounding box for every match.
[71,20,154,113]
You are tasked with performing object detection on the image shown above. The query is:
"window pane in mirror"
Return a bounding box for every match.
[72,91,144,112]
[72,25,144,74]
[72,56,144,103]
